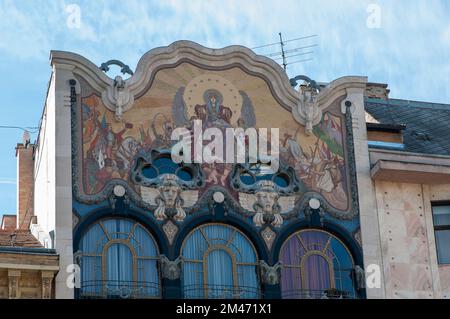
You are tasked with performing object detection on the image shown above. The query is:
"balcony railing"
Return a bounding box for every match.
[79,280,161,299]
[282,288,358,299]
[183,284,263,299]
[78,281,358,299]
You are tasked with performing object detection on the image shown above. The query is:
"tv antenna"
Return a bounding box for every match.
[251,33,318,71]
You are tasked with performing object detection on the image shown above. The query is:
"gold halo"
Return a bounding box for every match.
[183,73,243,125]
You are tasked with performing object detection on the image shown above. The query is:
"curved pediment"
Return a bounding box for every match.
[52,40,301,116]
[51,41,367,125]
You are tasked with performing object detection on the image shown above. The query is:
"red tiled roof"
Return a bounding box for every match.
[0,230,43,248]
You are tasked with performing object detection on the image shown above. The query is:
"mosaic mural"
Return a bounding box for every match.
[75,62,351,214]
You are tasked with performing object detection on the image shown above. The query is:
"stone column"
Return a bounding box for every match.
[41,271,55,299]
[52,62,75,299]
[8,269,21,299]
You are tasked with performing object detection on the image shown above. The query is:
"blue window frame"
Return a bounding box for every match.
[181,223,261,299]
[77,218,161,298]
[141,155,195,182]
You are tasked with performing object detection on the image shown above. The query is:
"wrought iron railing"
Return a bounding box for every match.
[183,284,263,299]
[282,288,358,299]
[79,280,161,299]
[79,281,357,299]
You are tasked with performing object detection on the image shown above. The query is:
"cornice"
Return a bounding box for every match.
[51,41,367,128]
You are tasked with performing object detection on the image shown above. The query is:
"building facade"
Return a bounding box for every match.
[4,41,450,299]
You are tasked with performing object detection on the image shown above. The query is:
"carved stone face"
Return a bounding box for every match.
[266,268,279,285]
[165,263,180,280]
[160,184,179,207]
[256,191,278,214]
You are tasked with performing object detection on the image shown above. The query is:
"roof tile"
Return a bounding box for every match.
[365,98,450,156]
[0,230,43,248]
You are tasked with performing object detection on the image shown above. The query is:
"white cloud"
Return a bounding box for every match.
[0,0,448,103]
[0,178,16,185]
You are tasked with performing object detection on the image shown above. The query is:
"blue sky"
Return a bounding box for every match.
[0,0,449,217]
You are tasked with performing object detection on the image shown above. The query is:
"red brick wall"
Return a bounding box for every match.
[16,144,35,230]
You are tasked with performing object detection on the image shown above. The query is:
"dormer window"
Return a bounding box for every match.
[366,123,406,150]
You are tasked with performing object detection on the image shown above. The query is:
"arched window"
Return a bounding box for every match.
[279,229,356,299]
[77,218,160,298]
[239,162,292,188]
[181,224,260,299]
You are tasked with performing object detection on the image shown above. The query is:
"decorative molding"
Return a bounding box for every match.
[41,271,54,299]
[72,211,80,229]
[290,75,322,135]
[353,227,362,247]
[291,76,367,136]
[57,42,366,133]
[159,255,183,280]
[259,260,282,285]
[261,227,276,250]
[52,41,300,119]
[344,101,360,219]
[354,265,366,290]
[130,41,299,106]
[102,75,134,121]
[131,150,204,190]
[238,180,291,228]
[99,59,134,76]
[231,161,305,195]
[8,270,20,299]
[162,220,178,245]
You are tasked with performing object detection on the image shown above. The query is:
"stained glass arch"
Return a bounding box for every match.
[180,223,261,299]
[77,218,161,298]
[279,229,356,299]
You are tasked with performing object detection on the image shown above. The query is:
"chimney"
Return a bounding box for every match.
[1,215,17,231]
[15,131,35,230]
[365,82,390,99]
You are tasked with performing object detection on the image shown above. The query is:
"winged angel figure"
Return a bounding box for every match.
[239,180,296,228]
[140,174,198,222]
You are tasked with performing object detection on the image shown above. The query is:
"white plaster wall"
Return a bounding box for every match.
[34,73,56,245]
[33,64,74,298]
[53,64,75,299]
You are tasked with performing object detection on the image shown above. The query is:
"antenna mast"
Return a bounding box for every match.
[251,33,318,72]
